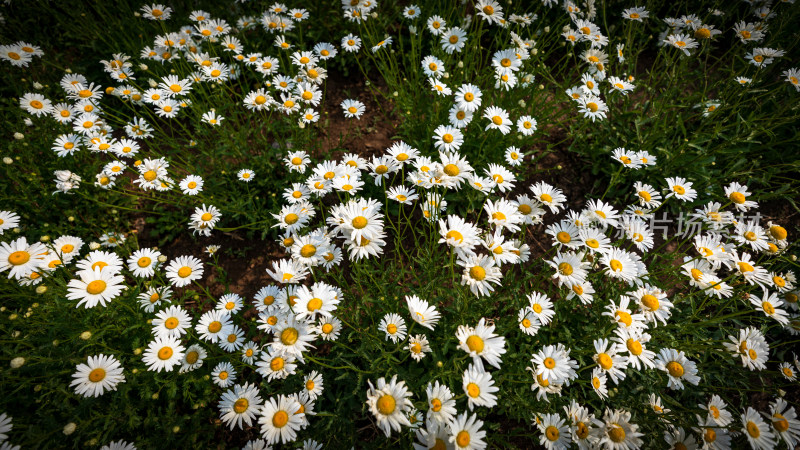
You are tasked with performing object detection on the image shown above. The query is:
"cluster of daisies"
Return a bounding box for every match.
[3,0,800,448]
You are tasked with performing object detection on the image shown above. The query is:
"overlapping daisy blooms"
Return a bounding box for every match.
[1,0,799,448]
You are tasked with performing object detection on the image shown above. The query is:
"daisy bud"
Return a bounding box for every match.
[24,118,33,126]
[40,235,50,242]
[3,157,12,164]
[11,331,20,338]
[132,368,138,374]
[36,286,47,294]
[33,82,43,89]
[67,216,74,222]
[148,79,158,88]
[157,255,168,263]
[393,91,398,97]
[53,340,59,346]
[544,26,550,32]
[34,384,41,391]
[437,361,443,368]
[139,64,148,70]
[64,68,72,73]
[88,439,98,446]
[63,423,76,435]
[89,242,100,250]
[152,393,159,400]
[371,12,378,18]
[9,314,17,320]
[10,357,25,368]
[14,132,24,140]
[172,426,180,433]
[458,61,464,68]
[133,348,142,355]
[80,331,92,340]
[539,84,545,90]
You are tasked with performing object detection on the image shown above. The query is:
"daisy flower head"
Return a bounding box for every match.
[66,268,125,308]
[455,84,482,113]
[379,313,407,343]
[749,291,789,325]
[315,315,342,341]
[598,408,644,449]
[427,15,447,35]
[20,93,53,117]
[725,182,758,211]
[492,48,521,76]
[700,394,733,427]
[477,0,504,25]
[459,254,503,297]
[151,305,192,340]
[537,412,570,450]
[178,175,203,195]
[270,316,315,362]
[449,412,487,450]
[433,125,463,152]
[211,361,237,388]
[143,336,184,372]
[655,348,700,389]
[734,220,770,252]
[590,367,609,399]
[217,292,245,315]
[441,27,467,54]
[742,407,777,450]
[622,7,648,21]
[341,34,361,52]
[258,395,304,445]
[531,181,567,213]
[165,255,203,288]
[341,99,365,119]
[664,33,699,56]
[256,346,297,381]
[286,150,311,173]
[141,4,171,20]
[218,382,263,430]
[406,295,440,330]
[428,77,452,96]
[365,375,413,437]
[456,317,507,369]
[387,186,419,204]
[516,116,537,135]
[530,344,579,385]
[462,363,499,410]
[577,95,607,121]
[783,68,800,92]
[600,248,639,284]
[371,36,392,53]
[546,251,588,287]
[483,106,511,134]
[608,76,635,95]
[527,292,555,325]
[518,307,540,336]
[408,335,430,362]
[421,55,445,78]
[438,215,480,258]
[303,371,324,400]
[664,176,697,202]
[70,354,125,397]
[0,237,47,280]
[1,43,33,66]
